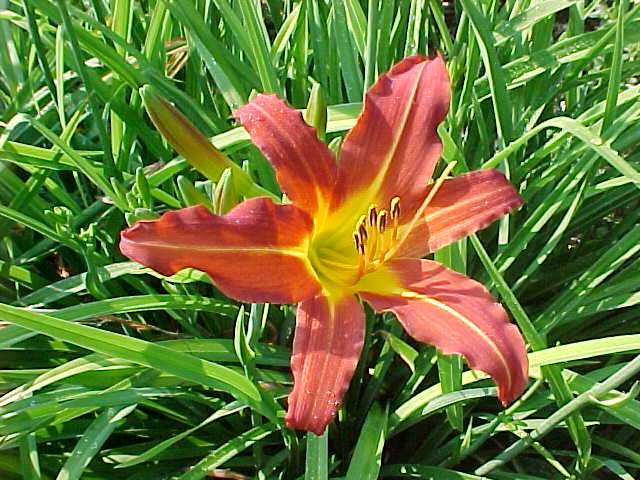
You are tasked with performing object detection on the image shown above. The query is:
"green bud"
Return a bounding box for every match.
[135,167,153,208]
[242,159,253,178]
[328,136,343,157]
[234,306,256,372]
[125,208,160,225]
[177,175,213,210]
[213,168,237,215]
[305,81,327,141]
[47,206,73,237]
[140,85,270,199]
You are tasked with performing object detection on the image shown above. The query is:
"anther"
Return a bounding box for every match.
[390,197,401,220]
[353,232,364,255]
[368,205,378,227]
[374,210,389,263]
[390,197,401,241]
[377,210,388,233]
[387,161,458,259]
[358,222,368,243]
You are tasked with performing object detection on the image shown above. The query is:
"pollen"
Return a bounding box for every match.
[390,196,400,241]
[390,196,400,220]
[377,210,388,232]
[368,205,378,227]
[353,232,365,255]
[352,198,401,275]
[357,215,368,242]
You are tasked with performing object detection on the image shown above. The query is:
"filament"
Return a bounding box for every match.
[351,162,457,280]
[386,161,457,259]
[377,209,389,262]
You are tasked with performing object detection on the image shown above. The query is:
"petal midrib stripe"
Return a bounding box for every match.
[423,185,516,223]
[251,102,328,213]
[349,61,429,209]
[125,241,308,259]
[400,291,513,388]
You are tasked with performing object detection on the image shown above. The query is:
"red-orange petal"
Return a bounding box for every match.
[285,294,365,435]
[359,259,528,405]
[119,199,321,304]
[396,169,523,259]
[331,54,450,219]
[234,94,336,216]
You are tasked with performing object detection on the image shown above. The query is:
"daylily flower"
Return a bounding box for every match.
[120,55,529,435]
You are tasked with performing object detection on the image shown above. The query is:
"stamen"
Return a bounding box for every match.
[387,161,457,258]
[355,215,371,269]
[377,210,389,262]
[377,210,388,233]
[353,231,366,277]
[351,183,451,278]
[356,215,369,267]
[368,235,378,264]
[368,205,378,227]
[353,232,364,255]
[390,196,401,241]
[358,226,368,243]
[390,197,401,219]
[367,209,379,263]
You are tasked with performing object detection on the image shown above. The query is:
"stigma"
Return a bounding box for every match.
[353,196,401,274]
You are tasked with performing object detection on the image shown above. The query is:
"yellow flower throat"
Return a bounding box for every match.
[307,196,402,292]
[307,161,457,293]
[352,196,401,277]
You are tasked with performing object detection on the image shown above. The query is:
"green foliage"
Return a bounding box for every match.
[0,0,639,478]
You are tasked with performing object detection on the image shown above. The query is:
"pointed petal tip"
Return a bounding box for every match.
[233,94,336,216]
[332,52,451,217]
[496,321,529,405]
[120,218,148,257]
[284,412,330,436]
[365,53,450,100]
[285,295,365,435]
[484,168,525,208]
[119,205,211,278]
[360,259,529,408]
[430,317,529,407]
[389,51,447,71]
[118,200,321,304]
[233,93,275,118]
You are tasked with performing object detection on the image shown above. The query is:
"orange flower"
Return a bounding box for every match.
[121,55,528,435]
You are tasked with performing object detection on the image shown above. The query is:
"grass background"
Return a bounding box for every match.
[1,0,640,478]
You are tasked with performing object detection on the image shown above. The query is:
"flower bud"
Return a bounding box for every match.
[212,168,238,215]
[177,175,213,210]
[304,81,327,141]
[140,85,270,199]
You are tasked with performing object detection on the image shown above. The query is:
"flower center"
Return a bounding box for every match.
[307,197,400,290]
[308,162,457,292]
[352,196,401,277]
